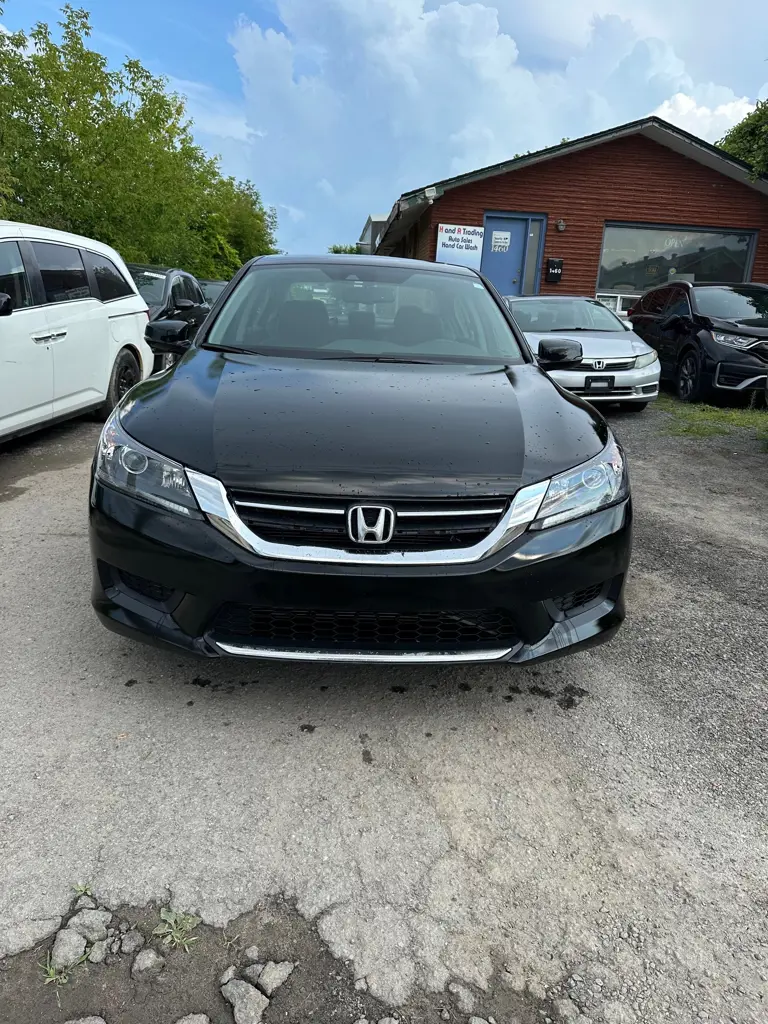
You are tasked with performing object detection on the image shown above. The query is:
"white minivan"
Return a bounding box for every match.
[0,221,153,442]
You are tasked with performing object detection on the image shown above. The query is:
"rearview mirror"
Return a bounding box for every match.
[0,293,13,316]
[174,298,195,311]
[145,319,192,355]
[537,337,583,369]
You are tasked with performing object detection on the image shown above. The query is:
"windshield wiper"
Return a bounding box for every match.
[202,343,260,355]
[317,354,439,364]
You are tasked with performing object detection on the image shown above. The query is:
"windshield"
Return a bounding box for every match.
[203,263,524,363]
[507,297,627,333]
[693,285,768,324]
[129,269,167,306]
[201,280,226,303]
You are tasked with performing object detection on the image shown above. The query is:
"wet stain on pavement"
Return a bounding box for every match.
[124,679,139,687]
[458,682,472,691]
[557,684,590,710]
[300,723,316,733]
[529,684,555,698]
[391,685,407,694]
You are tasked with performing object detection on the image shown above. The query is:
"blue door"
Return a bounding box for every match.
[480,216,528,297]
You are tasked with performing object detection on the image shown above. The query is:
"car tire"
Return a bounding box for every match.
[618,402,649,413]
[96,349,141,419]
[675,349,703,403]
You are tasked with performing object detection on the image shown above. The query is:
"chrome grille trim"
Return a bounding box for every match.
[214,642,515,663]
[580,357,636,371]
[187,470,549,566]
[232,499,506,519]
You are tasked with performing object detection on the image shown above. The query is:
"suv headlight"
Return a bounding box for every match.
[712,332,756,349]
[529,436,628,529]
[95,410,201,517]
[634,349,658,368]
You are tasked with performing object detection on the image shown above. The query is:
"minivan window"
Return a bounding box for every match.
[0,240,33,309]
[693,285,768,324]
[83,250,134,302]
[640,287,673,315]
[204,264,525,363]
[665,289,692,318]
[32,242,91,304]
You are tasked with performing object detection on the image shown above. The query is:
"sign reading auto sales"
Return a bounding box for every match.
[436,223,484,270]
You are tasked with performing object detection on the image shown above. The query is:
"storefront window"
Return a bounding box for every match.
[598,224,754,293]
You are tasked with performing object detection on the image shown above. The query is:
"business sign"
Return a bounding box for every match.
[436,223,484,270]
[491,231,511,253]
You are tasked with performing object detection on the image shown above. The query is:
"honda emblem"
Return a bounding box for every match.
[347,505,396,545]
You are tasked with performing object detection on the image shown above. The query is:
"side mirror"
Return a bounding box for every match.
[537,337,583,369]
[174,298,195,311]
[660,313,683,332]
[0,293,13,316]
[145,319,192,355]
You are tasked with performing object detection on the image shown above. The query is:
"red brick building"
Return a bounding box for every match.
[374,117,768,314]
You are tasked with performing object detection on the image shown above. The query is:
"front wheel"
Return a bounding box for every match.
[618,402,649,413]
[676,349,703,403]
[96,349,141,419]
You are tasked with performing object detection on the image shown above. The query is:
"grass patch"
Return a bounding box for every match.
[153,907,201,952]
[655,393,768,447]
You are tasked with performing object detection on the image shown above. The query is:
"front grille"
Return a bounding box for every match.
[118,570,174,603]
[230,493,506,552]
[210,604,518,650]
[570,386,633,397]
[580,358,635,372]
[553,584,605,615]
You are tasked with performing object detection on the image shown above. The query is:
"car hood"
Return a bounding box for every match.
[119,348,608,498]
[524,329,648,358]
[706,316,768,338]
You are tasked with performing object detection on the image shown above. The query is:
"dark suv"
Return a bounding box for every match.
[629,281,768,402]
[127,265,210,368]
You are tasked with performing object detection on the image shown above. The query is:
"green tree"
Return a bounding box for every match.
[328,243,360,254]
[718,100,768,178]
[0,3,277,277]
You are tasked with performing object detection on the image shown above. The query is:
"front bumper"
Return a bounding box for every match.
[90,482,631,665]
[549,363,660,403]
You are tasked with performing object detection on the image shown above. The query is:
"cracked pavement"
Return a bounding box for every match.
[0,405,766,1023]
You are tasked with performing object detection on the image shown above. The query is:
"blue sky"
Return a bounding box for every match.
[4,1,768,254]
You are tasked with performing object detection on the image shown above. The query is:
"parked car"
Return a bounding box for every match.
[506,295,660,412]
[628,281,768,402]
[197,278,228,305]
[0,220,153,442]
[90,254,632,666]
[126,264,210,369]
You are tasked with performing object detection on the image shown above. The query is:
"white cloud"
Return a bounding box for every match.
[653,93,755,143]
[218,0,767,252]
[169,77,258,143]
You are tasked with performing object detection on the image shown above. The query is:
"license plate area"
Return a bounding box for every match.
[585,375,615,391]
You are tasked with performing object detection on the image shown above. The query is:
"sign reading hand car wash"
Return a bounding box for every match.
[436,224,484,270]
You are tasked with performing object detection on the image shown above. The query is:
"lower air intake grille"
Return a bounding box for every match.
[211,604,518,650]
[553,584,605,616]
[119,570,174,603]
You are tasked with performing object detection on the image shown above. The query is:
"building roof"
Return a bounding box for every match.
[375,116,768,255]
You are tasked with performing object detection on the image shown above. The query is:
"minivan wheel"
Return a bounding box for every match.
[96,349,141,419]
[676,349,702,403]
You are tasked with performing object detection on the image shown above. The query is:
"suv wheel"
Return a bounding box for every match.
[96,349,141,419]
[676,349,702,403]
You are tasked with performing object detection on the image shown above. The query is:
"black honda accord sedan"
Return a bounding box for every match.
[89,255,631,665]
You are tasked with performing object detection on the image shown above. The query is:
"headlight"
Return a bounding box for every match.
[634,349,658,368]
[712,332,756,349]
[530,436,628,529]
[95,410,201,517]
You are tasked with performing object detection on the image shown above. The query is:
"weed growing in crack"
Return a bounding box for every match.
[72,882,92,897]
[153,908,201,952]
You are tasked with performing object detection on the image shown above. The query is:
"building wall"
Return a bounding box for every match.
[407,135,768,293]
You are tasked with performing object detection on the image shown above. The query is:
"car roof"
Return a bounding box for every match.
[505,294,603,301]
[643,280,768,292]
[250,253,478,276]
[0,219,127,264]
[126,263,187,276]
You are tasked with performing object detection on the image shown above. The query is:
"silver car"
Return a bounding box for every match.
[506,295,660,411]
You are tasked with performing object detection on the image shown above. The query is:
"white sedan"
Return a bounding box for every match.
[506,295,660,412]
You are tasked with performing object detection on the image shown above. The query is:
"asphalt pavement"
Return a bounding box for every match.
[0,403,766,1024]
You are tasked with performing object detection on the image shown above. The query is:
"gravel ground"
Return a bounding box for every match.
[0,401,766,1024]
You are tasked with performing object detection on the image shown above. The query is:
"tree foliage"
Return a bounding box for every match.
[328,243,361,254]
[0,4,277,278]
[718,100,768,178]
